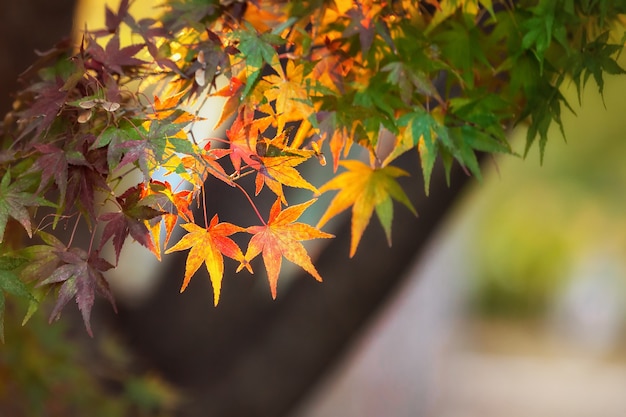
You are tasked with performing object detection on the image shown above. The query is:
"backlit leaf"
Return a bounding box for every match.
[244,199,333,299]
[317,160,416,257]
[165,216,247,306]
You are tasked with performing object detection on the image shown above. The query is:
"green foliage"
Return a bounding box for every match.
[0,0,624,337]
[0,296,177,416]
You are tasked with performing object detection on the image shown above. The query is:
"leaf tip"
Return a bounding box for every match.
[179,278,190,293]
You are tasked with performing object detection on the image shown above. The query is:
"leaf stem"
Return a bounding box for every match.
[201,184,209,229]
[67,214,81,249]
[232,181,267,226]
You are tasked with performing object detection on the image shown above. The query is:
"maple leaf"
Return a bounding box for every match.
[142,180,194,259]
[381,61,441,105]
[252,132,318,202]
[150,92,197,125]
[317,160,417,257]
[18,231,65,285]
[64,138,110,220]
[231,22,284,97]
[226,113,264,175]
[32,143,69,203]
[244,199,334,299]
[213,76,244,130]
[316,110,353,172]
[311,37,354,94]
[0,256,35,342]
[179,145,233,188]
[0,170,52,243]
[148,179,194,221]
[86,33,147,75]
[343,3,377,56]
[384,109,451,195]
[253,154,317,202]
[20,78,68,140]
[104,0,130,33]
[38,248,116,337]
[262,61,314,133]
[124,15,169,63]
[165,216,248,306]
[111,114,191,179]
[569,31,626,102]
[98,185,164,263]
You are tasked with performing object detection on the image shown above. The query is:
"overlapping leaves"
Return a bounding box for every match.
[0,0,624,337]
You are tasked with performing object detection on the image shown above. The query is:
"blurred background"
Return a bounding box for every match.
[291,69,626,417]
[2,1,626,416]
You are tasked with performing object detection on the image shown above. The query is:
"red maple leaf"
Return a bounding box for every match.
[64,137,110,220]
[244,199,333,299]
[38,248,116,337]
[86,33,147,75]
[98,185,164,263]
[21,78,68,140]
[226,114,262,175]
[213,76,244,130]
[343,4,376,56]
[104,0,130,33]
[32,143,69,202]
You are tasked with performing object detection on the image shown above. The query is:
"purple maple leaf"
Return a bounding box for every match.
[38,248,116,337]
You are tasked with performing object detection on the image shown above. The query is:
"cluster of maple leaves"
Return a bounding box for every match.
[0,0,624,338]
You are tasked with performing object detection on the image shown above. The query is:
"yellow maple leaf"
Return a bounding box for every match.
[263,61,314,133]
[317,160,417,257]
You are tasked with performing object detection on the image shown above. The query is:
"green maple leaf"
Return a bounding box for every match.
[385,109,451,195]
[520,2,572,73]
[0,255,35,342]
[0,171,52,243]
[569,31,626,103]
[231,22,284,97]
[110,114,190,180]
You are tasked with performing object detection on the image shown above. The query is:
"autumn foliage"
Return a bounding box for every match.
[0,0,625,338]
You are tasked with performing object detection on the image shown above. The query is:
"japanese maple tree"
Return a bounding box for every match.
[0,0,625,338]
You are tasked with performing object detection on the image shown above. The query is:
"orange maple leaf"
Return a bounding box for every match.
[212,76,244,130]
[315,111,355,172]
[143,180,194,260]
[180,145,233,188]
[316,160,417,257]
[165,215,249,306]
[253,132,318,203]
[243,199,334,299]
[150,92,198,124]
[226,114,263,175]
